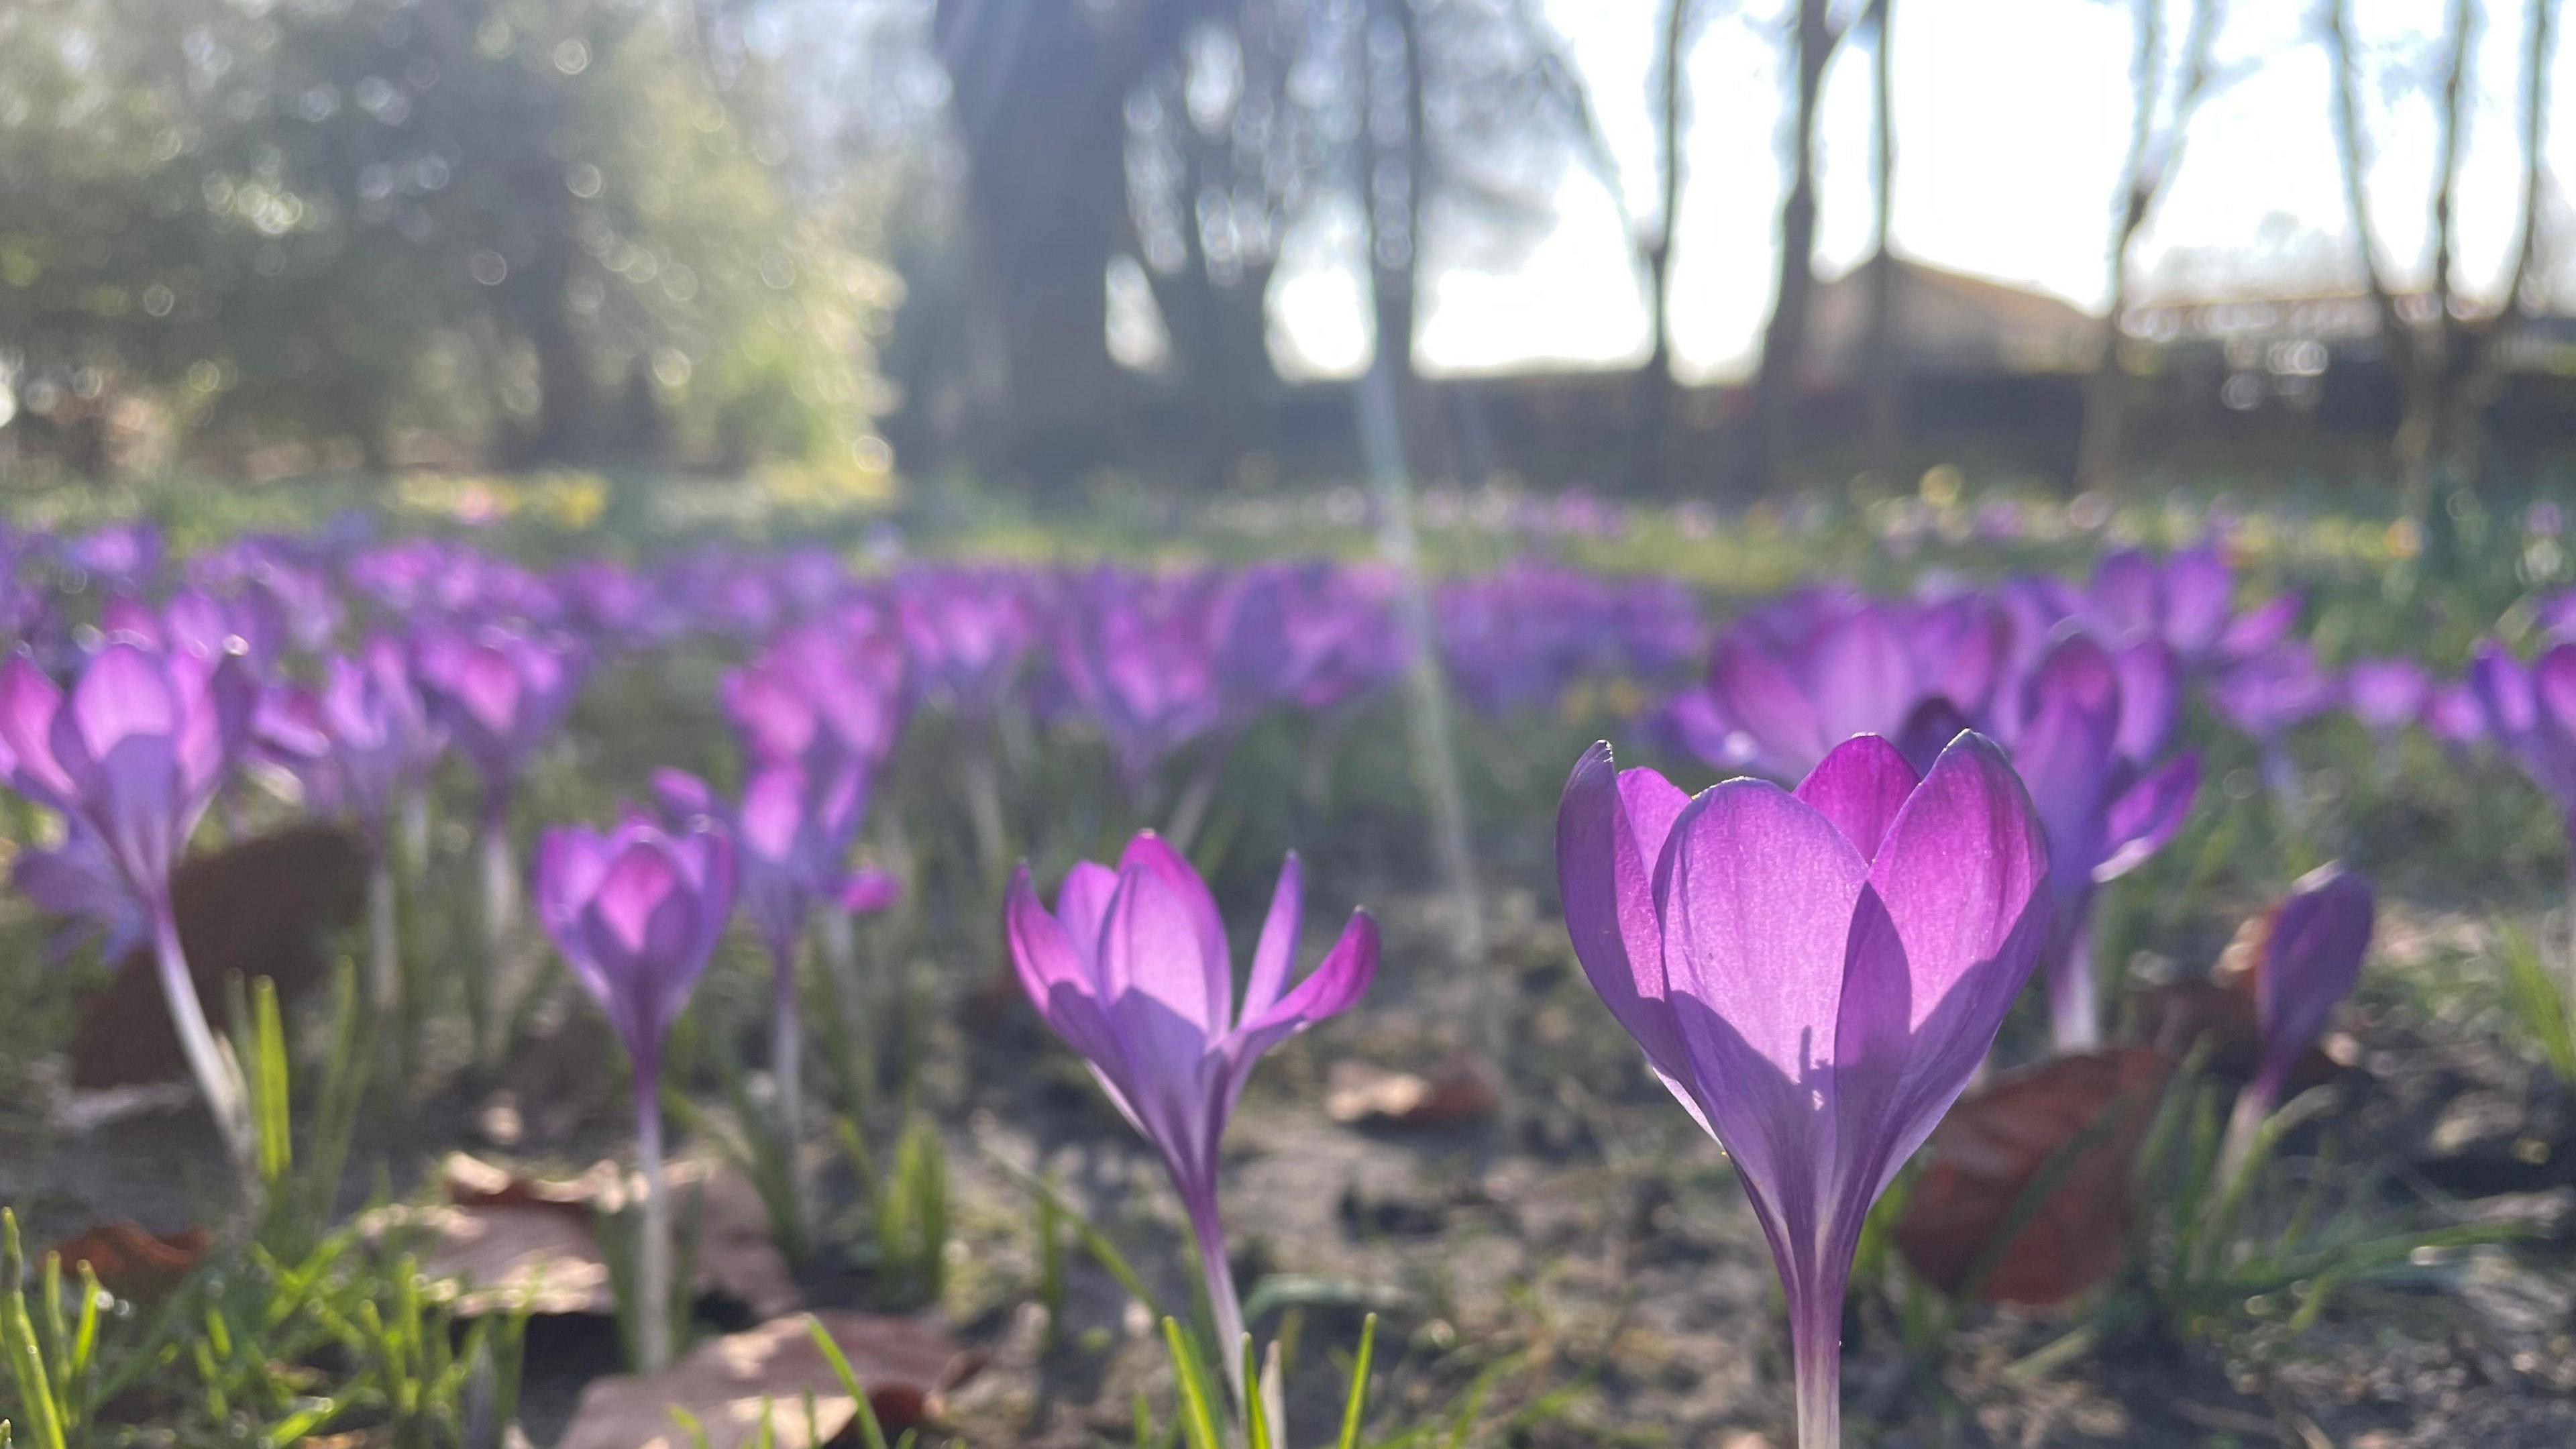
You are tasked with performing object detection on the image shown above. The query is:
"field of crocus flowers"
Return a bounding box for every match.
[1,474,2574,1449]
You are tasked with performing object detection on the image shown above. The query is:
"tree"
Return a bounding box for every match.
[0,0,885,476]
[1861,0,1900,478]
[1739,0,1849,495]
[2078,0,2225,491]
[931,0,1208,486]
[2324,0,2559,496]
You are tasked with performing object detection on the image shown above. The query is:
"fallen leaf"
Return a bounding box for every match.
[70,824,369,1089]
[46,1221,211,1301]
[443,1152,627,1214]
[405,1156,797,1320]
[1325,1055,1503,1129]
[552,1311,983,1449]
[2130,906,2343,1093]
[378,1201,614,1317]
[1893,1048,2170,1306]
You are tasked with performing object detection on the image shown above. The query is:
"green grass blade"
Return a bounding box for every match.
[803,1316,892,1449]
[1335,1312,1379,1449]
[1159,1317,1226,1449]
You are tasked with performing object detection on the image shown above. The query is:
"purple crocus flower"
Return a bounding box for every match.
[652,763,896,1150]
[722,623,907,776]
[13,820,150,965]
[1706,595,2008,780]
[894,566,1037,721]
[2468,641,2576,818]
[1555,733,2050,1448]
[413,623,588,1056]
[280,638,447,1005]
[64,521,164,589]
[2422,679,2489,753]
[189,534,345,653]
[2343,657,2433,739]
[1005,834,1378,1407]
[410,625,588,808]
[2222,865,2373,1173]
[2084,545,2300,673]
[2000,635,2200,1048]
[2213,641,2339,808]
[0,642,258,1180]
[289,639,445,842]
[533,814,735,1372]
[2469,641,2576,976]
[1044,569,1226,790]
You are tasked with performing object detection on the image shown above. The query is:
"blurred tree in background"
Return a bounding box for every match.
[0,0,892,478]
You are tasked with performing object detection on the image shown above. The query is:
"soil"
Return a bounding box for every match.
[10,887,2576,1447]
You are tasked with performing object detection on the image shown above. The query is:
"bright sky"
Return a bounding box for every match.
[1267,0,2573,381]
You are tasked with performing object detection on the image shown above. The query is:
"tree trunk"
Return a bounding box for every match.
[934,0,1189,486]
[1365,0,1434,478]
[1862,0,1902,480]
[1640,0,1691,488]
[1742,0,1839,496]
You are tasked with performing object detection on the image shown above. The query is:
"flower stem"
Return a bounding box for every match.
[771,937,805,1158]
[150,903,258,1201]
[1789,1260,1847,1449]
[962,733,1008,881]
[477,800,517,1064]
[367,857,399,1013]
[2049,928,2101,1052]
[1186,1192,1248,1421]
[816,909,873,1118]
[635,1072,674,1373]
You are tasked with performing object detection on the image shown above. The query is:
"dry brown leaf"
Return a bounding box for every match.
[1325,1055,1503,1129]
[551,1311,982,1449]
[1893,1047,2171,1307]
[46,1221,211,1301]
[406,1156,797,1319]
[70,823,369,1089]
[378,1201,614,1316]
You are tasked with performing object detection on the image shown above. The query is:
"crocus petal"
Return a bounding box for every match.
[2094,751,2200,882]
[1239,850,1304,1026]
[2255,865,2374,1090]
[1554,743,1689,1079]
[1055,860,1119,974]
[1893,696,1974,777]
[1793,734,1919,862]
[1234,908,1379,1056]
[649,767,718,820]
[838,868,900,914]
[2219,594,2300,661]
[1840,731,2051,1190]
[0,657,73,802]
[1105,833,1231,1034]
[2162,547,2235,656]
[2088,549,2161,642]
[1810,608,1913,745]
[1709,635,1823,777]
[1007,864,1093,1004]
[1656,778,1871,1199]
[66,645,177,765]
[2112,641,2183,763]
[590,843,683,958]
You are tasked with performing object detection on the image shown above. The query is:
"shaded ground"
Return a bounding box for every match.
[9,888,2576,1447]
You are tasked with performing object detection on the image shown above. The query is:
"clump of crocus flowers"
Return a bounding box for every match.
[1006,833,1377,1418]
[1556,732,2050,1447]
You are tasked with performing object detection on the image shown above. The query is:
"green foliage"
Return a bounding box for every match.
[0,0,893,475]
[2126,1065,2524,1357]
